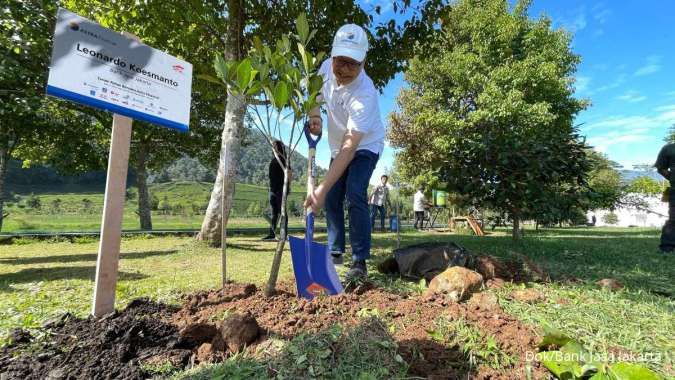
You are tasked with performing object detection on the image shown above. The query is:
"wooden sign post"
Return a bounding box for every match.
[92,114,133,316]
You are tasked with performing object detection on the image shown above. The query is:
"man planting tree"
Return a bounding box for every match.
[304,24,385,282]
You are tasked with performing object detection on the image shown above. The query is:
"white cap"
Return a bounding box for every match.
[331,24,369,62]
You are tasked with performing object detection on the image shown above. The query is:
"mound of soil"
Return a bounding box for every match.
[0,298,195,380]
[174,282,546,379]
[2,281,546,379]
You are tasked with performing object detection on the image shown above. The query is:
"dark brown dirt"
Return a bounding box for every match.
[1,278,547,379]
[0,298,195,380]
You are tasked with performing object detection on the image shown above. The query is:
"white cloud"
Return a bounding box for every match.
[591,4,611,24]
[572,12,587,32]
[634,55,662,76]
[584,104,675,134]
[586,133,649,153]
[616,91,646,103]
[596,73,626,92]
[575,76,591,94]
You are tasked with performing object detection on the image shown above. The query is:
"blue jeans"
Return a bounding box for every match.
[325,150,379,262]
[370,205,386,231]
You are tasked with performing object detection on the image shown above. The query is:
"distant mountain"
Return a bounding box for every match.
[151,131,326,186]
[6,130,324,194]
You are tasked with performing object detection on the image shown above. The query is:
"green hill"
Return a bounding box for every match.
[2,181,309,233]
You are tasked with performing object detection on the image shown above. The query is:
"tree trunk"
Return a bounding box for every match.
[136,139,152,230]
[512,214,522,241]
[266,167,290,296]
[197,0,245,246]
[0,149,9,233]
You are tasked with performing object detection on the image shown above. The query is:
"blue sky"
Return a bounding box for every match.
[302,1,675,183]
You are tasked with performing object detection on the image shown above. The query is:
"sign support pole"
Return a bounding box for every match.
[92,114,133,316]
[92,31,139,317]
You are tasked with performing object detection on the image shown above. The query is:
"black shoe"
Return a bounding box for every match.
[331,252,344,265]
[261,233,276,241]
[345,260,367,282]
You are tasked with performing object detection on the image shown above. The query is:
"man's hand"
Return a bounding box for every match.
[304,185,326,215]
[308,115,322,136]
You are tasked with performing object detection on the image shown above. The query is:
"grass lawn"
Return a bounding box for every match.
[0,227,673,377]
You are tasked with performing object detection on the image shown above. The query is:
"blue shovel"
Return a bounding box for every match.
[288,123,344,299]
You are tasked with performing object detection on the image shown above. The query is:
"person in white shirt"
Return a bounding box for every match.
[369,175,390,232]
[304,24,385,281]
[413,186,430,230]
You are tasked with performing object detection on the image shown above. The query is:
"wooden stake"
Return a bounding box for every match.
[92,113,133,316]
[92,31,139,317]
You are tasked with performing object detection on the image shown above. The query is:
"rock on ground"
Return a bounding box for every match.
[425,266,484,302]
[219,312,260,353]
[596,278,623,291]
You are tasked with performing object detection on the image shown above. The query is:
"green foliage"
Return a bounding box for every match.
[389,0,590,240]
[536,328,663,380]
[626,176,665,196]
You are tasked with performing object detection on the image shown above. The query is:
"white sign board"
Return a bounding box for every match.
[47,8,192,131]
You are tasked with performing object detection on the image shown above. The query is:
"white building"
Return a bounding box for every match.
[588,195,668,227]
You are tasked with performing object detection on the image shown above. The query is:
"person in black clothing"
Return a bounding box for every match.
[655,142,675,253]
[263,140,290,241]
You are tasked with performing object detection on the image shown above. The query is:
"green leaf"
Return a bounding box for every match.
[539,327,574,350]
[252,36,263,52]
[295,13,309,44]
[196,74,224,85]
[306,29,317,45]
[561,341,587,357]
[272,82,289,109]
[298,43,309,74]
[608,363,662,380]
[309,74,324,94]
[539,351,582,380]
[213,54,227,80]
[236,58,253,90]
[245,82,262,96]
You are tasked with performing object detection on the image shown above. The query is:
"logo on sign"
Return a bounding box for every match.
[69,21,80,31]
[172,65,185,74]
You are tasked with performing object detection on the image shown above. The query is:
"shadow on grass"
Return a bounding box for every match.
[0,266,147,292]
[175,318,471,380]
[227,243,274,253]
[0,250,178,265]
[370,229,674,296]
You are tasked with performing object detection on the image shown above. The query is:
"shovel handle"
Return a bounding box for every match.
[304,121,321,241]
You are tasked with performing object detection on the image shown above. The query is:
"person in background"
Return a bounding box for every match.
[369,175,390,232]
[655,142,675,253]
[413,186,430,230]
[263,140,289,241]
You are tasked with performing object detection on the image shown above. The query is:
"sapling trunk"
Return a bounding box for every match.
[265,166,291,296]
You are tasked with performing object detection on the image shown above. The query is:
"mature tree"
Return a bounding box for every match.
[583,150,623,210]
[0,0,111,231]
[389,0,590,240]
[65,0,225,230]
[626,176,665,197]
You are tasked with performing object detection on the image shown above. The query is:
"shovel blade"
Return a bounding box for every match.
[289,236,344,299]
